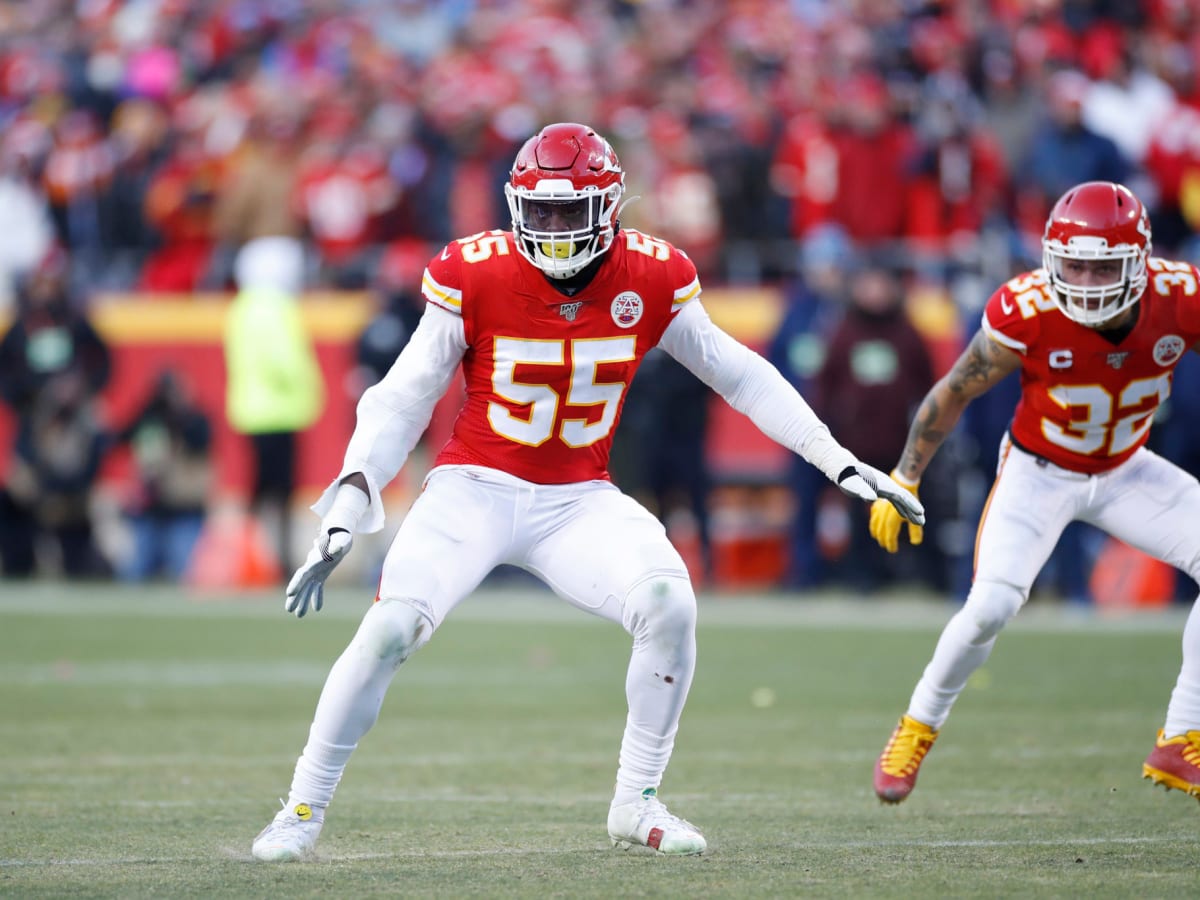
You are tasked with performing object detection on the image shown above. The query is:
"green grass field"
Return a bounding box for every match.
[2,583,1197,899]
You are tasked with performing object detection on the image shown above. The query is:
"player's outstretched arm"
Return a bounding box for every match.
[284,303,466,618]
[869,328,1021,552]
[657,301,925,525]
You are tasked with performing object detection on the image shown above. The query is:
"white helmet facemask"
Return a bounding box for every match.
[1043,234,1147,326]
[505,178,621,279]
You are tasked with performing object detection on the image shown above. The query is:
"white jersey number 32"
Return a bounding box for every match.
[1043,374,1172,456]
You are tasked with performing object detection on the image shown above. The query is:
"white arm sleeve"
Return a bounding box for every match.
[657,300,856,480]
[312,303,467,533]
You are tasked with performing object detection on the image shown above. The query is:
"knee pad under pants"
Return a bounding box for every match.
[962,580,1025,644]
[621,573,697,644]
[356,598,433,667]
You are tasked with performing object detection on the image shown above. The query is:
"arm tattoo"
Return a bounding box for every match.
[912,396,947,446]
[897,404,940,481]
[895,331,1013,483]
[947,331,1002,396]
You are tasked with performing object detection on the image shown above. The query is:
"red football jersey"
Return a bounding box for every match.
[421,228,701,484]
[982,257,1200,474]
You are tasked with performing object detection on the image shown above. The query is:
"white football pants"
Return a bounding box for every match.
[287,465,697,813]
[909,437,1200,734]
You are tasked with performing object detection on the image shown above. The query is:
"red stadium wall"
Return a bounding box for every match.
[0,288,789,500]
[0,294,438,504]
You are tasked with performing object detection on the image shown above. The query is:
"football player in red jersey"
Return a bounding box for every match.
[868,181,1200,805]
[249,123,924,861]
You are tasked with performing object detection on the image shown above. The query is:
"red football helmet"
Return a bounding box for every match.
[505,123,624,279]
[1042,181,1151,326]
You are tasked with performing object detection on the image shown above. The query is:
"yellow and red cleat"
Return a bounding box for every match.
[1143,729,1200,800]
[874,714,939,804]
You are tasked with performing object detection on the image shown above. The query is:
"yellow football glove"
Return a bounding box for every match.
[868,473,923,553]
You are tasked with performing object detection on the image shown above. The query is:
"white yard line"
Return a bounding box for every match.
[0,833,1186,869]
[0,584,1190,633]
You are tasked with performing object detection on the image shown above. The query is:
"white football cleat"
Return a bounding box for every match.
[607,789,706,855]
[251,802,323,862]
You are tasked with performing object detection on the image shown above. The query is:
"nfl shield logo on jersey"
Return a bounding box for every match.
[611,291,644,328]
[1106,351,1129,369]
[559,301,583,322]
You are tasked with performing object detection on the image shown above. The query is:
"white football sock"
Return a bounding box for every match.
[907,607,998,730]
[1164,592,1200,736]
[285,626,403,809]
[287,736,353,818]
[613,578,696,806]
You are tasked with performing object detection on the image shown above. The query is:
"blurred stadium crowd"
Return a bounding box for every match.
[5,0,1200,296]
[2,0,1200,599]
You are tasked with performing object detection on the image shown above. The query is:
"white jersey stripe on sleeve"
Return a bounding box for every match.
[422,269,463,313]
[981,311,1027,353]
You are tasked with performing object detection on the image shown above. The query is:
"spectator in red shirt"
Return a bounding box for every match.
[905,76,1010,261]
[140,113,223,293]
[293,125,397,289]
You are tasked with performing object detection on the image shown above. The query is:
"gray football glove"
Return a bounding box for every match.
[836,463,926,526]
[285,528,353,618]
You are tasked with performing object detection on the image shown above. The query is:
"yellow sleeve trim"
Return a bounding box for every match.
[421,270,463,312]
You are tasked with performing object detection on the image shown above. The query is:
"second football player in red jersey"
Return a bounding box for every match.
[867,181,1200,805]
[250,123,924,861]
